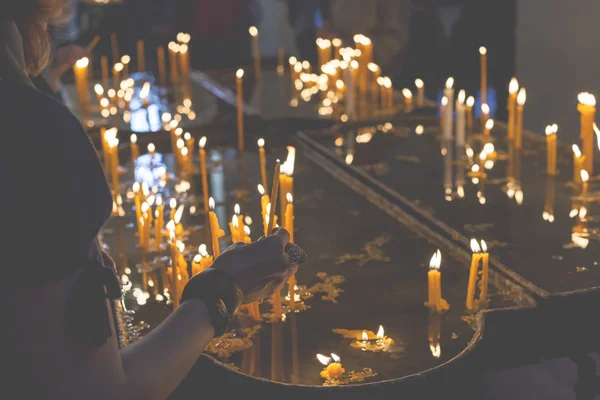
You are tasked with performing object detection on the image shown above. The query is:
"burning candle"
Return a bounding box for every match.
[317,353,344,383]
[169,228,179,308]
[258,138,268,191]
[279,147,295,227]
[443,78,454,140]
[351,326,395,352]
[573,144,585,184]
[101,55,109,90]
[316,38,332,70]
[230,214,240,243]
[479,46,487,105]
[168,42,179,87]
[284,193,294,243]
[169,198,176,222]
[112,62,123,91]
[268,162,281,234]
[154,196,164,250]
[258,184,270,236]
[543,176,555,223]
[368,62,380,102]
[157,46,166,88]
[236,69,245,152]
[104,128,119,195]
[466,96,475,133]
[578,92,596,174]
[140,202,150,250]
[507,78,519,140]
[440,96,447,132]
[179,44,191,100]
[402,88,413,113]
[332,38,342,59]
[94,84,104,105]
[133,182,142,231]
[483,119,494,137]
[136,40,145,73]
[383,77,393,109]
[515,89,526,149]
[481,103,490,131]
[415,78,424,108]
[199,245,214,272]
[425,250,449,313]
[198,137,210,213]
[130,134,140,163]
[120,55,130,80]
[456,90,466,147]
[249,26,261,82]
[466,239,481,311]
[73,57,90,121]
[545,124,558,176]
[209,197,225,257]
[479,240,489,305]
[147,142,156,159]
[581,170,590,195]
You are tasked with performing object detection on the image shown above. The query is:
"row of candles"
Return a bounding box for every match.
[73,33,193,123]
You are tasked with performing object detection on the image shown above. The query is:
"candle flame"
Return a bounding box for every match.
[169,198,176,210]
[571,233,589,249]
[94,84,104,96]
[545,124,558,136]
[197,136,206,149]
[362,331,369,342]
[176,240,185,253]
[236,69,244,79]
[199,244,209,257]
[141,182,150,196]
[146,195,155,206]
[177,139,185,149]
[470,238,481,253]
[581,169,590,183]
[458,90,466,104]
[402,88,413,99]
[76,57,89,68]
[345,154,354,165]
[132,182,140,193]
[207,197,215,211]
[286,193,293,204]
[141,202,149,213]
[483,143,494,155]
[430,343,441,358]
[257,138,265,148]
[175,127,183,136]
[331,353,341,363]
[129,134,137,145]
[114,62,123,72]
[383,77,392,89]
[147,143,155,153]
[480,240,488,253]
[289,56,297,65]
[257,184,265,196]
[517,88,526,106]
[376,325,384,339]
[121,54,130,64]
[316,354,331,366]
[481,103,490,115]
[184,132,191,141]
[445,77,454,89]
[429,249,441,270]
[154,196,162,207]
[266,202,271,215]
[485,119,494,130]
[282,146,296,176]
[244,225,251,237]
[174,204,184,224]
[569,208,579,218]
[593,123,600,151]
[415,78,424,89]
[140,82,150,99]
[578,92,596,107]
[509,78,519,94]
[249,26,258,37]
[515,189,524,205]
[181,147,188,157]
[466,96,475,107]
[573,144,582,157]
[580,206,588,219]
[367,62,379,73]
[169,228,176,241]
[162,113,172,123]
[332,38,342,47]
[415,125,424,135]
[232,214,239,229]
[479,46,487,55]
[234,204,240,216]
[441,96,448,107]
[193,254,202,264]
[166,219,175,232]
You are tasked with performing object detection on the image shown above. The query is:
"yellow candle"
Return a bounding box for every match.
[147,142,156,159]
[120,55,130,80]
[249,26,261,82]
[279,147,295,225]
[383,77,393,109]
[140,202,149,251]
[136,40,145,73]
[100,127,111,174]
[289,56,298,93]
[507,78,519,140]
[277,48,285,76]
[157,46,166,88]
[466,239,481,311]
[113,62,123,91]
[402,88,413,113]
[258,138,268,191]
[130,134,140,163]
[515,89,526,149]
[145,199,153,249]
[268,161,281,234]
[258,184,270,236]
[110,32,119,63]
[169,229,179,308]
[545,124,558,176]
[479,46,487,105]
[169,198,176,222]
[284,193,294,243]
[573,145,585,184]
[332,38,342,59]
[368,63,380,103]
[236,69,245,152]
[105,129,120,195]
[168,42,179,87]
[377,77,385,109]
[415,79,424,108]
[179,43,191,100]
[230,215,240,243]
[208,197,225,257]
[154,197,164,250]
[133,182,142,234]
[73,57,90,121]
[477,241,489,306]
[101,55,109,91]
[316,38,331,70]
[198,137,210,213]
[578,93,596,174]
[425,250,449,313]
[481,103,490,132]
[581,170,590,195]
[440,96,447,132]
[483,119,494,137]
[543,176,555,223]
[466,96,474,133]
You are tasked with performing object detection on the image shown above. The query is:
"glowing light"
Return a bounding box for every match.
[485,119,494,131]
[345,154,354,165]
[415,78,424,89]
[199,136,207,149]
[441,96,448,107]
[471,238,481,253]
[402,88,413,99]
[76,57,89,68]
[458,90,465,104]
[578,92,596,107]
[466,96,475,108]
[236,69,244,79]
[209,197,215,210]
[147,143,155,153]
[581,169,590,183]
[429,249,441,270]
[94,84,104,96]
[415,125,424,135]
[479,46,487,55]
[481,103,490,115]
[376,325,384,340]
[573,144,582,157]
[257,184,265,196]
[445,77,454,89]
[509,78,519,94]
[517,88,527,106]
[286,193,293,203]
[317,354,331,366]
[113,62,123,72]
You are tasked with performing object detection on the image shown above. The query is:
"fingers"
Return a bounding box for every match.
[285,243,307,266]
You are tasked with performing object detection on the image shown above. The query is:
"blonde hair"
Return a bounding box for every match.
[8,0,70,75]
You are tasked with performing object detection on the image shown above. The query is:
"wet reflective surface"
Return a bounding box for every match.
[101,143,525,387]
[306,118,600,295]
